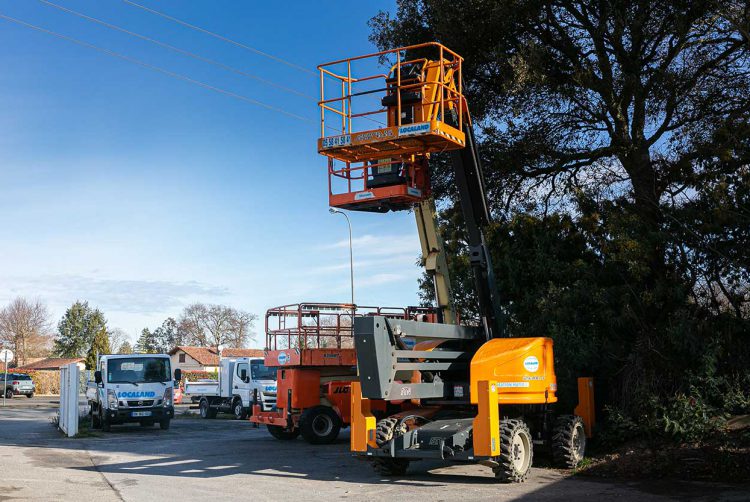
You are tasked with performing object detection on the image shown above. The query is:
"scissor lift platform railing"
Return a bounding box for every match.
[264,302,417,368]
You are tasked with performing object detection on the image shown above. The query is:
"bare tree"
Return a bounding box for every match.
[0,298,52,366]
[178,303,256,349]
[107,328,128,354]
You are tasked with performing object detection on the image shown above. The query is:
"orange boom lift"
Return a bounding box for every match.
[317,43,595,481]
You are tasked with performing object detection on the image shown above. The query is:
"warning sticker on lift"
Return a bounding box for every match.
[497,382,530,388]
[321,134,351,149]
[354,192,375,200]
[398,122,430,136]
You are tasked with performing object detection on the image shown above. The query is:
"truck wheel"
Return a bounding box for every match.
[101,409,111,432]
[233,399,248,420]
[552,415,586,468]
[4,388,13,399]
[26,392,34,399]
[199,398,217,419]
[91,404,101,429]
[267,425,300,440]
[494,419,533,483]
[300,406,342,444]
[159,419,171,430]
[371,417,409,476]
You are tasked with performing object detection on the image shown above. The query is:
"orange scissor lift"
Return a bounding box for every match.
[250,303,432,444]
[317,43,595,482]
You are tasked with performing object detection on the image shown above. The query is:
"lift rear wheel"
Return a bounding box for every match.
[267,424,300,440]
[552,415,586,468]
[300,406,342,444]
[371,417,409,476]
[494,419,533,483]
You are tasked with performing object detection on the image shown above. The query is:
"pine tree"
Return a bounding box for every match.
[53,301,107,358]
[85,326,110,370]
[135,328,156,353]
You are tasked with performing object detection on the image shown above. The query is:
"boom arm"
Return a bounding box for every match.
[415,198,455,324]
[449,119,506,339]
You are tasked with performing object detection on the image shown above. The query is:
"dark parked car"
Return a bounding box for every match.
[2,373,35,399]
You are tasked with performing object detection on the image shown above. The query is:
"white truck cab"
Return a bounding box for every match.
[86,353,181,431]
[185,357,277,419]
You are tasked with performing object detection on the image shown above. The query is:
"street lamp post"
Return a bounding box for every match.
[329,208,355,318]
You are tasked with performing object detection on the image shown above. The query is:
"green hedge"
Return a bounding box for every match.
[179,370,217,387]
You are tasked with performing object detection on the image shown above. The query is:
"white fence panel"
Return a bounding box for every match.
[58,362,80,437]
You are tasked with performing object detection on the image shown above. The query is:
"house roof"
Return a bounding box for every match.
[170,346,219,366]
[18,357,84,370]
[169,346,265,365]
[222,348,264,358]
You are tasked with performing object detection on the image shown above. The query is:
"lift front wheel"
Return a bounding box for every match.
[371,416,409,476]
[300,406,342,444]
[494,419,533,483]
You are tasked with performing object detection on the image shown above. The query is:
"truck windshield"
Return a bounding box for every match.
[251,360,276,380]
[107,357,171,384]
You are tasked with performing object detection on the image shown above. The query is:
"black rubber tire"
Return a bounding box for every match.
[267,424,300,440]
[371,416,410,476]
[159,419,171,430]
[101,409,111,432]
[4,388,13,399]
[26,393,34,399]
[552,415,586,468]
[299,406,342,444]
[494,419,533,483]
[91,404,101,429]
[233,399,248,420]
[199,398,217,419]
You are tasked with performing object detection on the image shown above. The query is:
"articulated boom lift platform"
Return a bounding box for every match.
[318,43,468,212]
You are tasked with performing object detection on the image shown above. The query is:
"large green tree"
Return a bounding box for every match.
[135,328,156,354]
[53,301,108,359]
[372,1,750,415]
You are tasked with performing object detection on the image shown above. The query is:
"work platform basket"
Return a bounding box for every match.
[318,43,468,212]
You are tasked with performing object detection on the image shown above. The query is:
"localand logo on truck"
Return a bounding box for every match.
[117,391,156,398]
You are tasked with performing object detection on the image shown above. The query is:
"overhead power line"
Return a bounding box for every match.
[121,0,316,76]
[0,13,314,124]
[38,0,314,100]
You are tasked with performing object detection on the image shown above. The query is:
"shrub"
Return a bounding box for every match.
[179,370,217,387]
[13,369,60,395]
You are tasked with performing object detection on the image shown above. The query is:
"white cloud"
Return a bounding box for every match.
[0,274,229,315]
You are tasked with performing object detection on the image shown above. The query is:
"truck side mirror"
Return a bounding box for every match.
[94,370,102,384]
[240,368,248,382]
[174,368,182,382]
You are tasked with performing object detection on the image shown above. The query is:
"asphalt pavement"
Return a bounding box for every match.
[0,400,748,501]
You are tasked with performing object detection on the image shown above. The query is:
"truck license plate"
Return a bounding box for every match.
[131,411,152,417]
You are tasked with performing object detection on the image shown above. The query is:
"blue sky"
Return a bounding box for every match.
[0,0,425,346]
